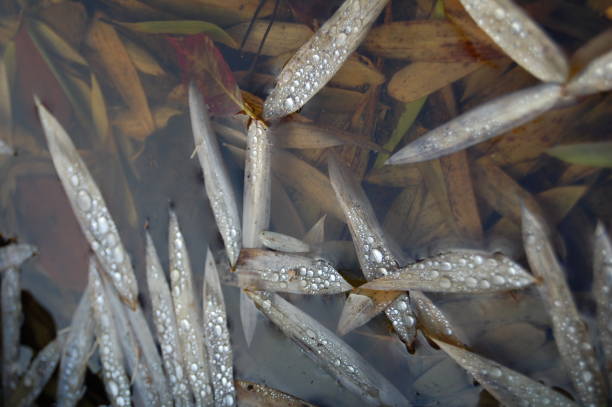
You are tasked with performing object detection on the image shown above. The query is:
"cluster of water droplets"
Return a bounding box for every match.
[259,259,347,294]
[203,301,236,406]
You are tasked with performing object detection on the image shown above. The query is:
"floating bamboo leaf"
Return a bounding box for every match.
[234,248,352,295]
[547,142,612,168]
[434,339,579,406]
[457,0,569,82]
[593,222,612,391]
[117,20,238,47]
[171,34,253,118]
[1,267,21,396]
[387,83,562,164]
[263,0,390,120]
[202,248,236,406]
[0,244,36,271]
[247,291,410,406]
[362,251,535,293]
[522,205,607,406]
[235,380,317,406]
[36,98,139,309]
[337,289,402,335]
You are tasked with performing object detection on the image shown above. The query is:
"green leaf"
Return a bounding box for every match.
[374,96,426,168]
[547,142,612,168]
[116,20,238,48]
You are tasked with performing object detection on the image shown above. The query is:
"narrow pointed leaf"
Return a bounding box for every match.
[240,289,259,347]
[593,222,612,390]
[434,339,578,407]
[203,248,236,406]
[362,251,535,293]
[189,83,241,266]
[235,380,317,406]
[0,243,36,271]
[458,0,568,82]
[260,231,310,253]
[9,333,67,407]
[566,48,612,97]
[169,210,213,405]
[243,120,271,249]
[337,289,402,335]
[411,291,463,346]
[145,232,192,406]
[303,215,326,246]
[36,98,138,309]
[547,142,612,168]
[522,205,607,406]
[234,249,352,295]
[387,83,563,164]
[247,291,410,406]
[263,0,389,120]
[88,258,132,407]
[116,20,238,47]
[57,289,94,407]
[2,268,22,395]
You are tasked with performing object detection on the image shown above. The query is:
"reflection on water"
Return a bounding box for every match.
[0,0,611,405]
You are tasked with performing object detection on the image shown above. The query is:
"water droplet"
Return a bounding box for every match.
[439,278,452,289]
[371,248,383,263]
[494,8,505,19]
[490,367,502,378]
[465,277,478,288]
[480,280,491,289]
[492,275,506,285]
[76,190,92,211]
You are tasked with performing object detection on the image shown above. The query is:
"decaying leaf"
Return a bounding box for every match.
[337,288,402,335]
[547,142,612,168]
[117,20,238,47]
[227,20,311,56]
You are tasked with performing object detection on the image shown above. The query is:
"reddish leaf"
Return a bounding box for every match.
[168,34,246,117]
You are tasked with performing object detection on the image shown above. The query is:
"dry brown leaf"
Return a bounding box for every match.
[389,60,482,103]
[363,20,501,62]
[145,0,275,25]
[365,164,422,187]
[87,16,155,139]
[227,20,312,56]
[124,39,166,76]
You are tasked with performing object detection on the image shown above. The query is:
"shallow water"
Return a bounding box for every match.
[1,0,611,405]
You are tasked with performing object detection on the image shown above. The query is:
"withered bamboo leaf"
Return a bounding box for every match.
[522,205,606,406]
[240,289,259,348]
[9,333,67,407]
[124,39,166,76]
[227,20,311,56]
[169,210,213,405]
[365,164,422,188]
[388,61,482,103]
[387,83,563,164]
[411,291,463,346]
[90,73,111,145]
[29,19,87,66]
[36,98,139,309]
[547,142,612,168]
[203,248,236,406]
[0,41,14,150]
[189,82,242,266]
[593,222,612,391]
[363,20,500,62]
[234,248,352,295]
[271,121,383,151]
[263,0,389,120]
[235,380,317,406]
[362,251,535,293]
[458,0,569,82]
[260,231,311,253]
[1,267,21,395]
[434,339,579,406]
[88,258,132,407]
[117,20,238,47]
[145,232,192,406]
[0,243,36,271]
[247,291,410,406]
[87,18,155,139]
[337,289,402,335]
[303,214,326,246]
[57,289,94,407]
[243,120,271,249]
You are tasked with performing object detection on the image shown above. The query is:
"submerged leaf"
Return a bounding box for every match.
[36,98,139,309]
[117,20,238,47]
[434,339,578,406]
[387,83,562,164]
[227,20,311,56]
[247,291,410,406]
[547,142,612,168]
[234,248,352,295]
[263,0,389,120]
[362,251,535,293]
[172,34,249,117]
[522,205,607,406]
[458,0,569,82]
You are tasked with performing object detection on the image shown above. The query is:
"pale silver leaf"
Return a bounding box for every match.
[2,267,22,395]
[260,231,310,253]
[0,243,36,271]
[566,49,612,97]
[593,221,612,391]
